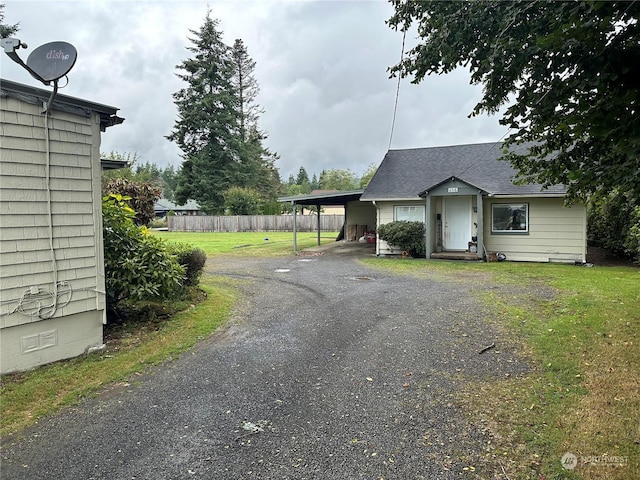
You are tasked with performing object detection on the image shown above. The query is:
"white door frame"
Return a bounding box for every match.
[443,196,472,251]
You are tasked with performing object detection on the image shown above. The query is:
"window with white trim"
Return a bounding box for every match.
[492,203,529,233]
[394,205,425,222]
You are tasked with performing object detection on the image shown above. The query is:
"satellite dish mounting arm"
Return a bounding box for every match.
[1,37,50,85]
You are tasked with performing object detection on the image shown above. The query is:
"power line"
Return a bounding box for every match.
[388,28,407,152]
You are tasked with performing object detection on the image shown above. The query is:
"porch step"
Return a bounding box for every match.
[430,251,481,261]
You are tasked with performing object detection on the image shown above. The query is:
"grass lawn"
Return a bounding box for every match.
[152,230,339,257]
[362,258,639,480]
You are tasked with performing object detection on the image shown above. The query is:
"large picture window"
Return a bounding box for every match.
[394,205,425,222]
[492,203,529,233]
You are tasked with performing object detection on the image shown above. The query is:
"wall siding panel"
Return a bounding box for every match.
[484,197,586,262]
[371,197,585,262]
[1,91,106,373]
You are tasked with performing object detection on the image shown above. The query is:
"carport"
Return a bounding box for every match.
[278,189,367,252]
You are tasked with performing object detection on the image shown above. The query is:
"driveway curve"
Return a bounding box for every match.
[1,253,528,479]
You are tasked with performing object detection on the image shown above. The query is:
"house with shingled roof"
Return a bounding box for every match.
[361,142,586,263]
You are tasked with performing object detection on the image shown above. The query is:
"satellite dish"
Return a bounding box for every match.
[26,41,77,83]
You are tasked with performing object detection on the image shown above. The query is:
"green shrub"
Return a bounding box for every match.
[148,216,168,229]
[166,243,207,287]
[223,186,262,215]
[102,194,185,318]
[377,221,426,258]
[103,178,162,226]
[624,205,640,262]
[587,190,640,261]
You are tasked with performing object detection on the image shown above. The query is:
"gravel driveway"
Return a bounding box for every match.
[1,252,529,479]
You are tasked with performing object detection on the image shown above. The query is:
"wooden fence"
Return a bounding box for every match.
[168,214,345,232]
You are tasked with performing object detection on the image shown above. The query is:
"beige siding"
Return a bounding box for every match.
[483,197,586,262]
[0,94,105,373]
[373,196,586,262]
[375,200,425,255]
[346,200,376,241]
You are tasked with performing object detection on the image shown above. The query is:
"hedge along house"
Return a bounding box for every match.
[361,142,587,263]
[0,78,124,374]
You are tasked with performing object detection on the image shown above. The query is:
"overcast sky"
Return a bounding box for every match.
[2,0,508,180]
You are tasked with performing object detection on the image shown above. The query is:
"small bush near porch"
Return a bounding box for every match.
[377,221,426,257]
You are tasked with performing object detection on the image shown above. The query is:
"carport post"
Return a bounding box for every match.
[317,205,321,245]
[292,201,297,252]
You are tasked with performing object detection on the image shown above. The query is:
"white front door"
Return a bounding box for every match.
[444,196,472,250]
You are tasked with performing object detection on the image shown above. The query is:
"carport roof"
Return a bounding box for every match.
[278,189,364,206]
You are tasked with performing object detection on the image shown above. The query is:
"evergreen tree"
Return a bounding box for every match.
[0,4,19,38]
[167,10,240,214]
[296,167,310,186]
[296,167,312,194]
[230,40,281,205]
[231,39,263,142]
[310,173,319,191]
[160,165,178,202]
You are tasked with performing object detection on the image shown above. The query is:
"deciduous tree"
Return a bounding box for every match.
[389,0,640,201]
[319,168,358,191]
[359,163,378,188]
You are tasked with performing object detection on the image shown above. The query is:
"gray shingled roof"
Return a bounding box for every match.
[154,198,200,212]
[361,142,566,200]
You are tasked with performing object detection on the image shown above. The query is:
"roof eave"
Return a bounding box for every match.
[278,189,364,205]
[0,78,124,131]
[488,193,567,198]
[359,196,423,202]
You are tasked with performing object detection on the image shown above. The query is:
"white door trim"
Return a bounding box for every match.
[443,196,472,251]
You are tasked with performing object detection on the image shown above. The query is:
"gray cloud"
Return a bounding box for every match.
[2,0,507,180]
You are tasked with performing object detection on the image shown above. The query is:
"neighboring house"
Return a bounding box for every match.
[0,78,124,374]
[361,142,586,263]
[100,157,129,171]
[154,198,200,217]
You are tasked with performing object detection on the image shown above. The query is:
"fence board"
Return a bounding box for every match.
[168,215,345,232]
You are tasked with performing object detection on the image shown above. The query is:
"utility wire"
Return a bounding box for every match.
[388,28,407,152]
